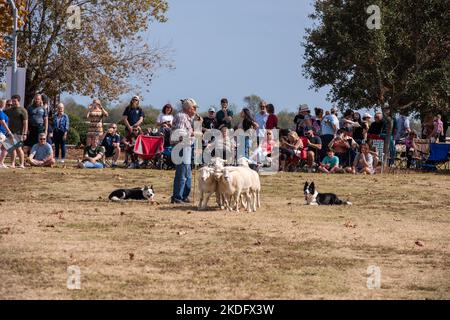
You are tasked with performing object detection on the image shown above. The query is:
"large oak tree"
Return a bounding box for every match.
[303,0,449,163]
[1,0,170,105]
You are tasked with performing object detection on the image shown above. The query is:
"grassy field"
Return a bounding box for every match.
[0,167,449,300]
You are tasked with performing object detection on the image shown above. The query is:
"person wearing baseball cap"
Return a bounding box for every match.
[171,98,197,204]
[202,107,217,131]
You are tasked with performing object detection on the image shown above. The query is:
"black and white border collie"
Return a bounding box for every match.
[304,181,352,206]
[109,186,156,203]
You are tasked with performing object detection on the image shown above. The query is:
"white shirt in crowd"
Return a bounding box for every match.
[157,113,174,125]
[255,112,269,137]
[321,114,340,135]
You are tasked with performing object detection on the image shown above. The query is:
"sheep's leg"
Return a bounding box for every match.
[224,195,231,211]
[198,192,204,210]
[248,192,255,212]
[235,191,241,212]
[204,193,212,209]
[257,190,261,208]
[215,191,223,209]
[251,191,256,212]
[240,194,246,209]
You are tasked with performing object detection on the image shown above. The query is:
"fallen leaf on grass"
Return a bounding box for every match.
[415,240,424,247]
[344,221,357,228]
[120,212,126,216]
[129,253,135,261]
[177,231,187,236]
[45,224,55,228]
[0,227,11,234]
[51,210,64,215]
[254,240,262,246]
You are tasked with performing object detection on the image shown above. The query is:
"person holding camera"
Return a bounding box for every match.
[157,104,174,128]
[328,128,357,169]
[101,123,121,167]
[216,98,233,130]
[86,98,108,146]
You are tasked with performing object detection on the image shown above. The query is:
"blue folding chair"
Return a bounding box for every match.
[419,144,450,172]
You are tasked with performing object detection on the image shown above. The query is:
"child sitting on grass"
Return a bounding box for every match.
[318,149,343,173]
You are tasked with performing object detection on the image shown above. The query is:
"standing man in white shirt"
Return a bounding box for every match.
[255,101,269,139]
[319,107,340,160]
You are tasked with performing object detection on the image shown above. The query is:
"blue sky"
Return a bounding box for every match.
[69,0,331,112]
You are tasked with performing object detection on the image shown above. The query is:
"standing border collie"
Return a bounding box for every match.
[304,181,352,206]
[109,186,156,203]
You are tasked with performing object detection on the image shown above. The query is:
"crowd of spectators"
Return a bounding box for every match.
[0,94,448,174]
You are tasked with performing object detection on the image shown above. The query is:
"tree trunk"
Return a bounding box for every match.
[382,107,394,170]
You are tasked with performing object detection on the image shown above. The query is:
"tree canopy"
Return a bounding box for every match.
[303,0,450,117]
[1,0,171,105]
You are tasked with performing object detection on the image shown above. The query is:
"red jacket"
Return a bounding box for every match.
[266,114,278,129]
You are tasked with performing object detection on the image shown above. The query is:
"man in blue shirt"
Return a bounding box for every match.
[101,123,121,167]
[27,133,55,167]
[122,96,144,134]
[0,108,14,169]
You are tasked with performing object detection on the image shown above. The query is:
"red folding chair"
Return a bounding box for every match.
[133,135,165,168]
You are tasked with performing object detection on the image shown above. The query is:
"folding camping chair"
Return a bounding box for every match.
[388,143,409,174]
[133,135,165,169]
[418,143,450,172]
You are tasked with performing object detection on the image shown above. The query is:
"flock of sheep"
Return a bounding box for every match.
[197,158,261,212]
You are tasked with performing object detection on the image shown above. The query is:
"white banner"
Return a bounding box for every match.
[6,67,26,107]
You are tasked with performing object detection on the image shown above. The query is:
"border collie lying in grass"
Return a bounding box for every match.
[109,186,156,203]
[304,181,352,206]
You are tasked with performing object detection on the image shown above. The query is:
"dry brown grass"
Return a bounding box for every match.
[0,167,449,300]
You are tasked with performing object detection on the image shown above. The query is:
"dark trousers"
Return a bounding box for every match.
[319,134,334,161]
[53,130,66,159]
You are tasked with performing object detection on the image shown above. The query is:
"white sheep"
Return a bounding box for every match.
[197,166,219,210]
[236,158,261,211]
[214,167,252,212]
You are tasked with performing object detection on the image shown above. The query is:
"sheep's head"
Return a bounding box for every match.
[237,157,250,167]
[200,167,213,182]
[211,157,225,170]
[212,166,225,181]
[222,167,231,182]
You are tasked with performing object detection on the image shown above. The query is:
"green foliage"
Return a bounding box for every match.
[303,0,449,116]
[67,127,80,146]
[243,95,264,115]
[277,111,296,130]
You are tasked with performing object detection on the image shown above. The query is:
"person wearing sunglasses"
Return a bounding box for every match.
[27,133,55,167]
[101,123,121,168]
[122,125,142,169]
[122,96,145,135]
